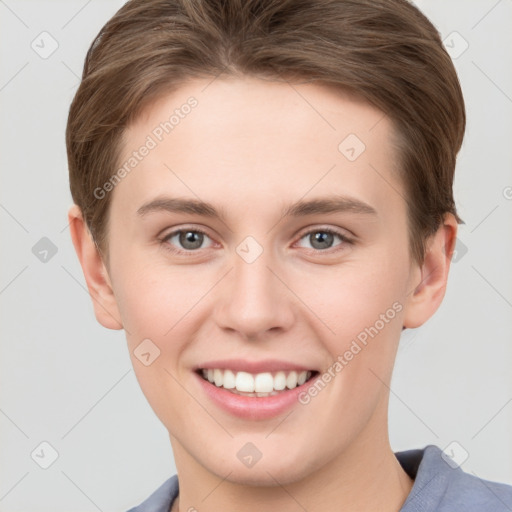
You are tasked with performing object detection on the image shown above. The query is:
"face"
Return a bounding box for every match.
[93,77,426,485]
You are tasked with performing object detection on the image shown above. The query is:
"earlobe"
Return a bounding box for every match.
[67,205,123,330]
[402,214,458,329]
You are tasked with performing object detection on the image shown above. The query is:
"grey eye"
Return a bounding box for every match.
[164,230,212,251]
[309,231,334,250]
[297,229,346,251]
[178,231,204,250]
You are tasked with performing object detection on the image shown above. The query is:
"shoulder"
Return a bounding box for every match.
[126,475,179,512]
[396,445,512,512]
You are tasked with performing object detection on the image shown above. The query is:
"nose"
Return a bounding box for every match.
[213,247,296,341]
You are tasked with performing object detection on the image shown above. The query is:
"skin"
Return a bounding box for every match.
[69,76,457,512]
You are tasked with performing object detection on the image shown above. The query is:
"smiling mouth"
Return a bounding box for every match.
[196,368,319,397]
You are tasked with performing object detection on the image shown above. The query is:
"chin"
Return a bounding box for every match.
[202,452,316,488]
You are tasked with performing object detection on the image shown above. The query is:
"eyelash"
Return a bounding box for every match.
[159,226,354,256]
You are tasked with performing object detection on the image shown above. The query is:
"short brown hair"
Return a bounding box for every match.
[66,0,465,265]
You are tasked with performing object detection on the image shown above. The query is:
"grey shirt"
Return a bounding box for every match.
[127,445,512,511]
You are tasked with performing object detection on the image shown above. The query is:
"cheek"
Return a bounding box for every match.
[294,269,404,445]
[113,255,213,344]
[118,264,200,427]
[113,258,214,416]
[293,259,406,346]
[289,255,406,412]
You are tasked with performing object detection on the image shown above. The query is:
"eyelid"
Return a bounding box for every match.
[157,222,212,239]
[294,224,354,241]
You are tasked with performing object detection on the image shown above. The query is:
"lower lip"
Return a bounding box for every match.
[194,371,318,420]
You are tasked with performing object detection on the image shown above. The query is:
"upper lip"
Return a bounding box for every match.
[195,359,317,374]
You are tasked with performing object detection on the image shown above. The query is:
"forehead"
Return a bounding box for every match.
[114,76,404,224]
[132,76,390,155]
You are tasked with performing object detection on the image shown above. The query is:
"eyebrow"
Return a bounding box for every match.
[136,195,377,220]
[283,196,377,217]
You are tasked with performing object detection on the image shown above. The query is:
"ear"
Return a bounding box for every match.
[402,213,458,329]
[68,204,123,330]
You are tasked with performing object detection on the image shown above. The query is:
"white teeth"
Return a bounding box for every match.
[297,371,307,385]
[274,371,287,390]
[213,369,223,387]
[235,371,255,392]
[200,368,313,394]
[254,372,274,393]
[223,369,236,389]
[286,371,298,389]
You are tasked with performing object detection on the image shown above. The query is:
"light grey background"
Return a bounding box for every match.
[0,0,511,510]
